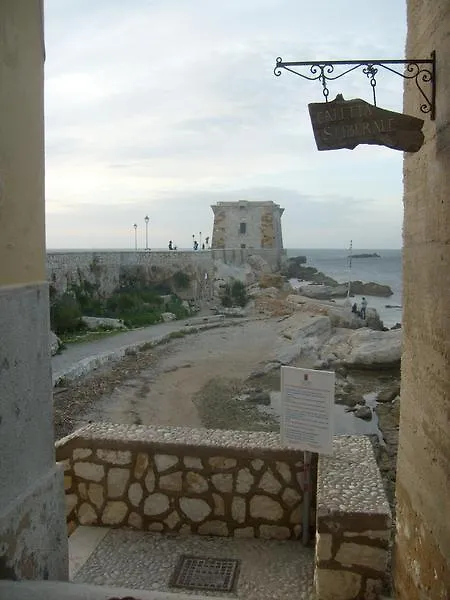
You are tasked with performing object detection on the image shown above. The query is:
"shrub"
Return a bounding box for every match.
[50,293,84,333]
[172,270,190,289]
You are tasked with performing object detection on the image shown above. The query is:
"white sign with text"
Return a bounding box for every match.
[280,366,335,455]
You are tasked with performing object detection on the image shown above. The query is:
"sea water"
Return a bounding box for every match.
[286,248,402,327]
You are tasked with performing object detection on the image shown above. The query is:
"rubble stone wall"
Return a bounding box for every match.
[56,424,306,540]
[315,436,391,600]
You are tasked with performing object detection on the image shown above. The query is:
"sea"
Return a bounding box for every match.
[286,248,402,328]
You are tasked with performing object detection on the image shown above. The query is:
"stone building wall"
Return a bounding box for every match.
[394,1,450,598]
[46,248,284,297]
[211,201,284,250]
[56,424,306,540]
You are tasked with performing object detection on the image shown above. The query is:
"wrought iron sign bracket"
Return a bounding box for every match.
[274,53,436,120]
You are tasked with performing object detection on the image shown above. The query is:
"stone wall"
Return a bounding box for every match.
[394,1,450,598]
[56,424,306,540]
[46,248,285,297]
[315,437,391,600]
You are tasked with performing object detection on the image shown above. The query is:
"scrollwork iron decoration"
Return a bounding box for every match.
[274,53,436,119]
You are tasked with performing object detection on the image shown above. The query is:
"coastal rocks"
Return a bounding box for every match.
[319,328,402,370]
[50,331,63,355]
[295,281,393,299]
[161,312,177,322]
[349,280,393,297]
[81,316,127,330]
[354,405,372,420]
[377,382,401,403]
[270,315,332,364]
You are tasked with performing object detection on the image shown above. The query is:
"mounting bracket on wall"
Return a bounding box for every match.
[274,52,436,120]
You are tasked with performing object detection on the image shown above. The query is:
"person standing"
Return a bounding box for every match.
[361,297,368,319]
[168,240,173,250]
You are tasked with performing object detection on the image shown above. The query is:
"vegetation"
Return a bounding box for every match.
[50,269,191,335]
[220,279,249,308]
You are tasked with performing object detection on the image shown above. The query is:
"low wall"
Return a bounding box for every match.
[315,436,391,600]
[56,423,306,540]
[46,248,285,297]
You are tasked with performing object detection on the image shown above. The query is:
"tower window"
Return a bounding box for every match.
[239,222,246,234]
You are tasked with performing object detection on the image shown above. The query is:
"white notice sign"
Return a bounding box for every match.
[280,366,335,455]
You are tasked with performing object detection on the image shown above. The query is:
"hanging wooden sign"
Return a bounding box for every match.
[308,94,424,152]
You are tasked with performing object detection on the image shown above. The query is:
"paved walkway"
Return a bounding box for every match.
[51,314,231,385]
[70,526,315,600]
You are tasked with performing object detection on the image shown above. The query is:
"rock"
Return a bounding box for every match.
[320,328,402,370]
[81,316,127,330]
[354,405,372,420]
[179,498,212,522]
[49,331,63,355]
[102,501,128,525]
[154,454,179,472]
[391,322,402,330]
[247,391,271,406]
[249,496,283,521]
[349,280,393,297]
[161,312,177,322]
[377,382,401,403]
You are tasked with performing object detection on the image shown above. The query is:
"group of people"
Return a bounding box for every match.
[351,296,368,319]
[168,240,177,250]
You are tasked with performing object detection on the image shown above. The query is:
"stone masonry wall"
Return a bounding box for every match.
[56,424,306,540]
[394,1,450,598]
[314,437,391,600]
[46,248,284,297]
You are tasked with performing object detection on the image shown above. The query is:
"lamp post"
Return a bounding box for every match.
[133,223,137,251]
[199,231,202,248]
[144,215,149,251]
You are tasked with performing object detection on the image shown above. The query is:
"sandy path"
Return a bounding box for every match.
[78,319,284,428]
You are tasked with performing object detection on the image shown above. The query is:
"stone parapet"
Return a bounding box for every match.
[56,423,305,540]
[314,436,391,599]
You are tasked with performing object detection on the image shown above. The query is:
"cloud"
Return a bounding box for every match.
[43,0,407,249]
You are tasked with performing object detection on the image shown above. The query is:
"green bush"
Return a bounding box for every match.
[220,279,248,308]
[172,270,190,289]
[50,293,84,334]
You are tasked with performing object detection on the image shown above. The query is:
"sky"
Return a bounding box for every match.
[44,0,407,250]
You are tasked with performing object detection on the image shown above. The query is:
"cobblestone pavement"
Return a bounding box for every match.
[73,528,315,599]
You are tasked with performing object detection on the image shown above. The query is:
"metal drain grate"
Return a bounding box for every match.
[170,555,240,593]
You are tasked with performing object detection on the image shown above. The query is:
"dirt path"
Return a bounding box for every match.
[60,319,285,434]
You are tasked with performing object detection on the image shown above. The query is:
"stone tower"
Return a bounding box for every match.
[211,200,284,250]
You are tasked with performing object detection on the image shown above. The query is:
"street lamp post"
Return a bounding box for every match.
[199,231,202,248]
[133,223,137,251]
[144,215,149,251]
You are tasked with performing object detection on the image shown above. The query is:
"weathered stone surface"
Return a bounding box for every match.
[88,483,104,509]
[282,487,301,507]
[179,524,191,535]
[74,462,104,482]
[259,525,290,540]
[335,542,387,571]
[145,470,156,493]
[315,569,361,600]
[249,496,283,521]
[78,482,87,500]
[64,475,72,491]
[355,405,372,420]
[143,493,170,516]
[73,448,92,460]
[78,502,97,525]
[232,497,246,523]
[208,456,237,470]
[212,473,233,493]
[212,493,225,516]
[236,468,254,493]
[159,471,183,492]
[234,527,255,538]
[179,498,212,522]
[154,454,178,472]
[251,459,264,471]
[186,471,209,494]
[128,482,143,507]
[258,469,282,494]
[345,530,391,541]
[128,512,142,529]
[365,578,383,599]
[65,494,77,516]
[60,459,71,472]
[276,461,292,484]
[198,521,229,536]
[164,511,180,529]
[148,522,164,532]
[102,501,128,525]
[134,453,149,479]
[184,456,203,469]
[107,467,130,498]
[290,505,302,524]
[316,533,333,561]
[97,449,132,465]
